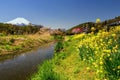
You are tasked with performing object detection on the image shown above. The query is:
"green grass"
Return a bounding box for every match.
[31,60,67,80]
[0,34,52,55]
[31,39,95,80]
[30,26,120,80]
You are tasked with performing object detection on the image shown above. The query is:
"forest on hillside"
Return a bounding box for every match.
[0,23,43,35]
[67,16,120,34]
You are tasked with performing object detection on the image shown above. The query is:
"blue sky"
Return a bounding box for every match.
[0,0,120,29]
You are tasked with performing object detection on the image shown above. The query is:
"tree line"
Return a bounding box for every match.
[0,23,43,35]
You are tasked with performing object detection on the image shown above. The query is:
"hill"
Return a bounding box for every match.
[67,16,120,34]
[67,22,95,34]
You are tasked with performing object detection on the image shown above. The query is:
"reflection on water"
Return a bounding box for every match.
[0,43,55,80]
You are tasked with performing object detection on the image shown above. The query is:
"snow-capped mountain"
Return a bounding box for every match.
[6,17,31,26]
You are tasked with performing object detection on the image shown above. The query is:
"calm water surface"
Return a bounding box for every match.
[0,43,55,80]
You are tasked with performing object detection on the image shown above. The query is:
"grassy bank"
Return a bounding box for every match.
[31,26,120,80]
[0,33,52,56]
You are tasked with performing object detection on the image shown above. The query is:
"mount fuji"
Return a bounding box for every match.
[6,17,31,26]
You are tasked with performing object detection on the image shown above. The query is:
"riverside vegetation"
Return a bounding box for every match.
[0,23,55,56]
[0,33,52,56]
[31,26,120,80]
[0,24,54,56]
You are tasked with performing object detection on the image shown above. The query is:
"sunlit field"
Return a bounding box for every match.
[31,26,120,80]
[0,33,51,55]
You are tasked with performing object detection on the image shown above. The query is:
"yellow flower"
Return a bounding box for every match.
[100,70,103,73]
[101,43,104,46]
[113,49,118,53]
[100,61,103,65]
[107,53,110,57]
[96,47,99,50]
[115,45,118,48]
[108,41,111,44]
[64,37,69,41]
[103,50,111,53]
[100,39,103,42]
[99,30,102,32]
[91,32,94,34]
[95,51,98,54]
[83,59,86,61]
[95,78,100,80]
[118,66,120,69]
[96,70,100,74]
[91,27,96,31]
[109,58,112,61]
[112,33,116,37]
[86,67,90,70]
[96,18,101,23]
[95,64,98,68]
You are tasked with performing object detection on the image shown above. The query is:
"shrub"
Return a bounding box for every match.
[0,33,6,36]
[10,38,15,43]
[5,45,11,50]
[0,39,11,45]
[53,35,64,41]
[78,45,95,62]
[54,41,63,52]
[13,46,22,50]
[103,51,120,80]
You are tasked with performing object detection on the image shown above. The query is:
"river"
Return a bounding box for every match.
[0,43,55,80]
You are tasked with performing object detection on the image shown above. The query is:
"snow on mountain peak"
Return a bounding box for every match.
[6,17,31,25]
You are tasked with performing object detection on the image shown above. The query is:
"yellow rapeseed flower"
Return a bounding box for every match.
[115,45,118,48]
[118,66,120,69]
[113,49,118,53]
[96,70,100,74]
[100,61,103,65]
[91,27,96,31]
[112,33,116,37]
[103,50,111,53]
[95,64,98,68]
[107,53,110,57]
[96,47,99,50]
[91,32,94,34]
[86,67,90,70]
[95,78,100,80]
[109,58,112,61]
[100,39,103,42]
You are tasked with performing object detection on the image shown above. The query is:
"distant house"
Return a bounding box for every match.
[108,21,120,26]
[83,26,89,33]
[72,28,83,34]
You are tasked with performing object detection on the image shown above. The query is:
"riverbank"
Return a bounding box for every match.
[0,33,53,57]
[0,42,55,80]
[31,26,120,80]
